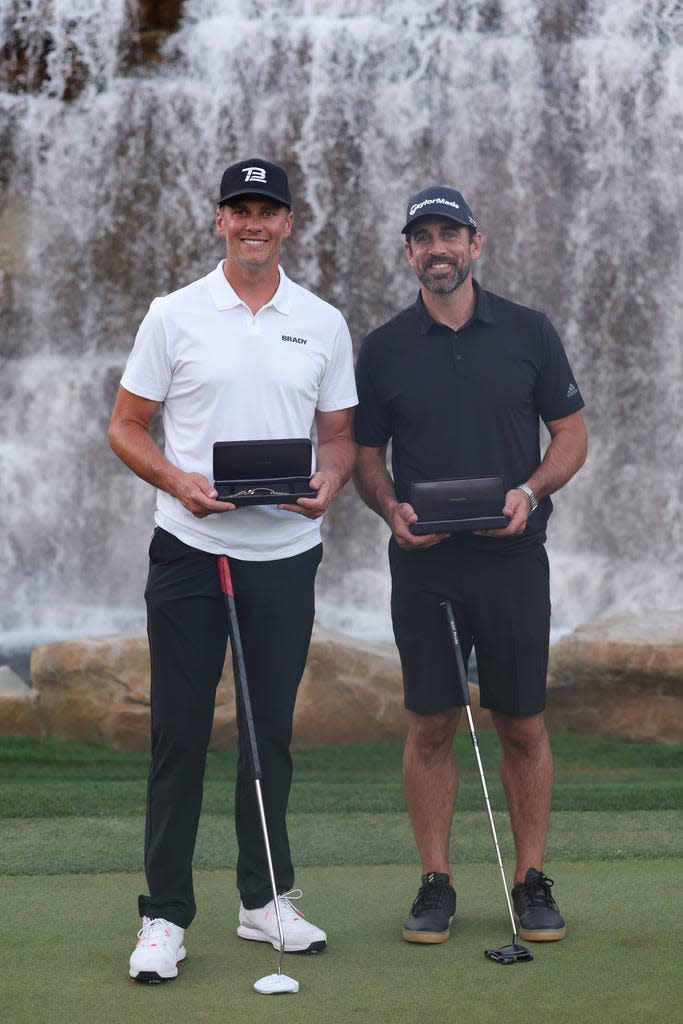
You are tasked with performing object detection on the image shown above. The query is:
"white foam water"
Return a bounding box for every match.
[1,0,681,653]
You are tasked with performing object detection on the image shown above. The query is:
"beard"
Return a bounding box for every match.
[417,257,470,295]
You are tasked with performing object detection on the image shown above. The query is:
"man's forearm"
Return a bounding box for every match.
[316,435,357,494]
[525,412,588,501]
[353,448,399,522]
[109,420,182,496]
[109,417,226,519]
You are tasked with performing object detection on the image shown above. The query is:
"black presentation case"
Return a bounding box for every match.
[408,475,509,534]
[213,438,316,507]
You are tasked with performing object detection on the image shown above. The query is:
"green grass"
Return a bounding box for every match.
[1,734,681,875]
[2,735,682,1024]
[4,862,682,1024]
[1,733,681,818]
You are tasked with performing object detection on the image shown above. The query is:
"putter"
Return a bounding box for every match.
[217,555,299,995]
[441,600,533,965]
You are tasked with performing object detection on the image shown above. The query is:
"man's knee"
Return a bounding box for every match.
[406,707,460,758]
[492,710,548,756]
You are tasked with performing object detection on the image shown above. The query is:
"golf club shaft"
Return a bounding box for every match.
[441,600,519,940]
[217,555,261,779]
[217,555,286,973]
[254,776,286,975]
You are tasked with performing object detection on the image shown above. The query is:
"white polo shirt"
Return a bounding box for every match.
[121,261,358,560]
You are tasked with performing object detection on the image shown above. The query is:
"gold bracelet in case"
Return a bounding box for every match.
[231,487,290,498]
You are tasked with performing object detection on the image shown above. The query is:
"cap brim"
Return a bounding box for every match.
[218,188,290,208]
[402,212,475,234]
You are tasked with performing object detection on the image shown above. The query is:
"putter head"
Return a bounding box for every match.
[485,943,533,965]
[254,972,299,994]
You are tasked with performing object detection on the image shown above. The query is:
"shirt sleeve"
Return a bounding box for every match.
[120,298,173,402]
[316,312,358,412]
[534,314,585,423]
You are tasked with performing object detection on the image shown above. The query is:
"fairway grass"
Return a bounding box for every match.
[2,734,681,875]
[4,861,682,1024]
[2,809,682,875]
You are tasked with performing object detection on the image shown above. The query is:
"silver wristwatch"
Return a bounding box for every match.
[516,483,538,512]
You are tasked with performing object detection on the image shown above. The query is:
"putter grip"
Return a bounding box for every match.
[441,600,471,707]
[217,555,234,597]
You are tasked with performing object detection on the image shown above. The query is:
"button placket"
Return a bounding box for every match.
[450,332,464,369]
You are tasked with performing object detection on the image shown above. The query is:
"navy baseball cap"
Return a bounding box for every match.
[402,186,477,234]
[218,157,291,208]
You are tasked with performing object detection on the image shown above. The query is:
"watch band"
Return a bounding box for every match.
[516,483,538,512]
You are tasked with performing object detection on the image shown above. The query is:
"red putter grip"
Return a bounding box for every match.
[217,555,234,597]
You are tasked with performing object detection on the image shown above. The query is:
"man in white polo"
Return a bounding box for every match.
[109,157,357,984]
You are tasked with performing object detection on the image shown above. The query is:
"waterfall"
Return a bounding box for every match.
[1,0,681,663]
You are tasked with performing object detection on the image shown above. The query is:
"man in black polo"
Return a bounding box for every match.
[353,185,588,946]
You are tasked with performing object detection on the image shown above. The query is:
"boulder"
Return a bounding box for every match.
[293,626,406,746]
[547,611,683,743]
[0,665,41,737]
[8,610,680,751]
[26,626,395,751]
[25,625,491,752]
[30,633,234,752]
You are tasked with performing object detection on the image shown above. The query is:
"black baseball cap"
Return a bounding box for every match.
[218,157,291,208]
[402,186,477,234]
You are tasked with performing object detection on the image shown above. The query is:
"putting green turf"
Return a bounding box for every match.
[2,737,681,1022]
[4,861,681,1024]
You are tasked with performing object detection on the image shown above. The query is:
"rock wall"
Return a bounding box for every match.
[546,611,683,744]
[17,624,418,752]
[1,611,681,750]
[0,666,41,738]
[0,1,184,96]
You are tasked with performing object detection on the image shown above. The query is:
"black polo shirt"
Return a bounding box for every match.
[354,280,585,546]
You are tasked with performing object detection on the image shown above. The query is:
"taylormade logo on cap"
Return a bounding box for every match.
[409,196,463,216]
[402,186,477,234]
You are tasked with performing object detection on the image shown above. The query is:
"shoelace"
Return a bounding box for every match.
[518,872,558,909]
[276,889,306,921]
[411,879,450,915]
[138,917,174,945]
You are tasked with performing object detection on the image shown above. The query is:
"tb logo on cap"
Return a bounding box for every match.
[242,166,267,182]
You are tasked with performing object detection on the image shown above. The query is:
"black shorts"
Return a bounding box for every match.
[389,538,551,717]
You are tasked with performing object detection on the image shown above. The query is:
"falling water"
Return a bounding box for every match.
[1,0,681,670]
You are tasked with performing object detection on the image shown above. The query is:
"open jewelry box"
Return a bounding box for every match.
[213,438,316,507]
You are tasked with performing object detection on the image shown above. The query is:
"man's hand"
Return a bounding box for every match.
[278,470,340,519]
[474,410,589,538]
[168,471,236,518]
[388,501,448,549]
[474,488,529,537]
[354,444,446,548]
[108,387,236,517]
[282,407,356,519]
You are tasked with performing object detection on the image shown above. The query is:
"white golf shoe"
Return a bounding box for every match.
[129,916,187,983]
[238,889,327,953]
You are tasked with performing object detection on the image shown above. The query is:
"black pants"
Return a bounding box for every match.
[138,528,322,928]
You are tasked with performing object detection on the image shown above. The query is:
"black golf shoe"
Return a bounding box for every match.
[512,867,566,941]
[402,872,456,944]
